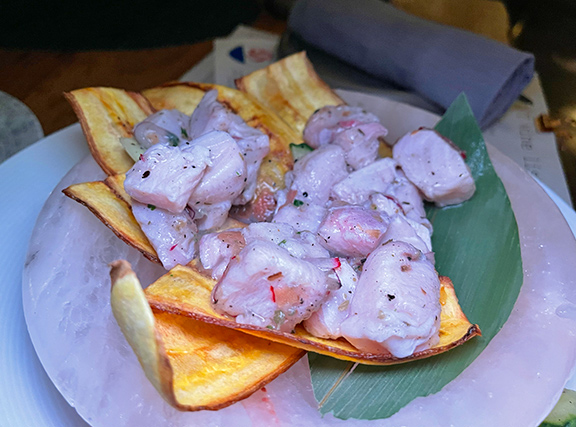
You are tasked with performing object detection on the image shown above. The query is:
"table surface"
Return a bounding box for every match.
[0,12,286,137]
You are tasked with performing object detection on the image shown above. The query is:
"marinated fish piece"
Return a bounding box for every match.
[242,222,330,260]
[186,131,247,206]
[212,240,338,332]
[188,89,270,205]
[379,214,434,263]
[303,105,385,148]
[333,122,388,170]
[331,157,398,205]
[287,144,348,207]
[393,128,475,207]
[193,200,232,231]
[272,202,327,234]
[200,222,331,281]
[303,258,359,339]
[318,206,389,258]
[199,229,245,280]
[303,105,388,170]
[131,201,197,270]
[124,142,210,213]
[133,109,191,149]
[379,175,429,225]
[368,192,407,218]
[341,240,441,358]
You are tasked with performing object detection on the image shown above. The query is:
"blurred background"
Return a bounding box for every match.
[0,0,574,204]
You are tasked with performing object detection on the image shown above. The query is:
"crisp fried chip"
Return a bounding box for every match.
[64,88,154,175]
[110,260,304,411]
[145,265,480,366]
[104,174,130,203]
[63,181,159,264]
[235,51,344,134]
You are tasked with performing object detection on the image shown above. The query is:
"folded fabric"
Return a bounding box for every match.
[288,0,534,129]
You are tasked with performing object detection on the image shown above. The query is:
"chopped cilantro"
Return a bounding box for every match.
[167,132,179,147]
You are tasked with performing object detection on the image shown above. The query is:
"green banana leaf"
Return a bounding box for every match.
[309,94,523,420]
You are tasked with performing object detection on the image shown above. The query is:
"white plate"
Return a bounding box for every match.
[6,98,576,425]
[0,125,89,426]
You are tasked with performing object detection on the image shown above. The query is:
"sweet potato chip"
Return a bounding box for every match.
[104,174,130,203]
[63,181,159,264]
[145,265,480,366]
[64,88,155,175]
[235,51,344,134]
[110,260,304,411]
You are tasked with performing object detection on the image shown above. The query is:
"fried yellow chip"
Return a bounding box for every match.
[63,181,159,264]
[110,260,304,411]
[104,174,130,203]
[65,88,155,175]
[235,51,344,135]
[145,265,480,366]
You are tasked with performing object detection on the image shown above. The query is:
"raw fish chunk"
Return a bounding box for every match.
[193,200,232,231]
[131,201,197,270]
[379,175,429,225]
[124,142,210,213]
[212,240,338,332]
[318,206,389,258]
[133,109,190,148]
[333,122,387,170]
[379,214,434,263]
[393,128,475,207]
[242,222,330,260]
[303,105,388,170]
[341,240,441,358]
[272,202,327,234]
[199,230,245,280]
[188,89,270,205]
[187,131,247,206]
[331,157,398,205]
[303,259,359,339]
[288,145,348,206]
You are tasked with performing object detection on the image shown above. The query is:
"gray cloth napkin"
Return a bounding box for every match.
[288,0,534,129]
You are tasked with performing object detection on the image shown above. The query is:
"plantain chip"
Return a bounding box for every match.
[104,173,130,203]
[235,51,344,135]
[63,181,159,264]
[145,265,480,366]
[235,51,394,158]
[110,260,304,411]
[64,88,155,175]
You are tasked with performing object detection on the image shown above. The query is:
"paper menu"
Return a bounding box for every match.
[483,76,572,205]
[214,37,279,89]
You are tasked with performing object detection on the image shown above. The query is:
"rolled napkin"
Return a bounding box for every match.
[288,0,534,129]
